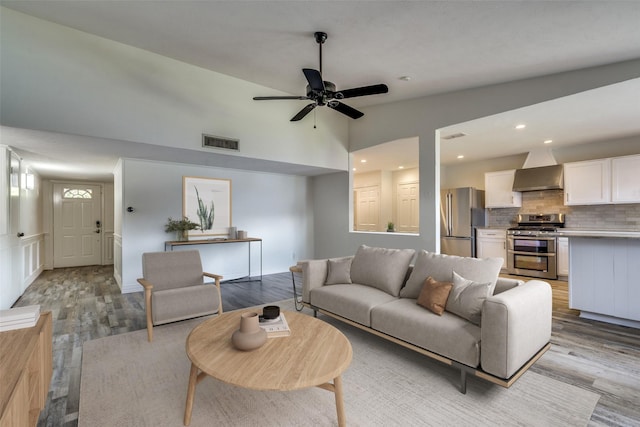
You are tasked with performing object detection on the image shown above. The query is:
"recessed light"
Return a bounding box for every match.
[543,139,553,144]
[398,166,404,169]
[352,167,356,171]
[360,159,367,163]
[515,124,526,130]
[457,155,464,159]
[399,76,412,81]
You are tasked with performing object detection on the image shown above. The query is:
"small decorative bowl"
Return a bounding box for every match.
[262,305,280,320]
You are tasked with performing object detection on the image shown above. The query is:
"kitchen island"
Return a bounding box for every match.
[556,230,640,328]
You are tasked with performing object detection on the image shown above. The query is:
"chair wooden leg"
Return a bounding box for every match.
[144,288,153,342]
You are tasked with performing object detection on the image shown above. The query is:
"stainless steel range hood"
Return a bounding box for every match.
[512,164,564,191]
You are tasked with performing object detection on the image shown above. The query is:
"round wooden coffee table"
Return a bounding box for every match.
[184,309,353,426]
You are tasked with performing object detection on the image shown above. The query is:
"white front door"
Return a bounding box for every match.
[397,182,419,233]
[53,183,102,268]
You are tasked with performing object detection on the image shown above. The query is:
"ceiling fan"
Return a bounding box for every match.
[253,32,389,122]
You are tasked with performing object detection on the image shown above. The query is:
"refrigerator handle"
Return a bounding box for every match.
[447,192,453,236]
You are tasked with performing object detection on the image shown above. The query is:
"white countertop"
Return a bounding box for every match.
[555,229,640,239]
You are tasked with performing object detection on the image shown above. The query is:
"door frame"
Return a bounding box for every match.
[47,180,106,269]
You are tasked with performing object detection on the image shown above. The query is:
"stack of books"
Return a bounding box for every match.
[0,305,41,332]
[258,313,291,338]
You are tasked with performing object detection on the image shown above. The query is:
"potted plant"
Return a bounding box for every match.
[165,217,200,241]
[387,221,395,232]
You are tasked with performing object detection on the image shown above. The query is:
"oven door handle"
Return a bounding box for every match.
[509,250,556,256]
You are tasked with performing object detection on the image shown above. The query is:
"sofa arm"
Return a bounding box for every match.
[481,280,552,379]
[296,259,329,303]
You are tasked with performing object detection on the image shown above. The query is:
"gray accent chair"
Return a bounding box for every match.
[137,250,223,342]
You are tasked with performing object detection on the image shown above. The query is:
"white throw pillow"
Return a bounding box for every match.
[445,271,491,325]
[325,257,353,285]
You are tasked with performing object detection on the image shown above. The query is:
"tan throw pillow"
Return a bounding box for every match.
[325,257,353,285]
[416,276,453,315]
[445,271,491,325]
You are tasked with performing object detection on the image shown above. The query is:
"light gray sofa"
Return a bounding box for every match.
[296,245,552,393]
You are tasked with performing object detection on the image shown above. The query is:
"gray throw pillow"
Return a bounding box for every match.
[349,245,415,296]
[400,250,502,299]
[445,271,491,325]
[325,257,353,285]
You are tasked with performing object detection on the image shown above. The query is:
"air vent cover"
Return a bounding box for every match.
[442,132,467,140]
[202,134,239,151]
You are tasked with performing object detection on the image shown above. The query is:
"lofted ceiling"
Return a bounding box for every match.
[1,1,640,179]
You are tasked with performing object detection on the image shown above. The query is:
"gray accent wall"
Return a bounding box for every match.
[313,60,640,259]
[117,158,314,293]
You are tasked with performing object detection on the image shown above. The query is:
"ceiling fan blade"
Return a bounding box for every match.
[290,103,316,121]
[302,68,325,92]
[253,96,309,100]
[337,84,389,99]
[328,101,364,119]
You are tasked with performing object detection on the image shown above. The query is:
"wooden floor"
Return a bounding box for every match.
[13,266,640,427]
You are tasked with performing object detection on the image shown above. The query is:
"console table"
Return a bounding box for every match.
[165,237,262,282]
[0,311,53,427]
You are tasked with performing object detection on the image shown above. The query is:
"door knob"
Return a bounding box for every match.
[95,229,101,234]
[17,232,25,237]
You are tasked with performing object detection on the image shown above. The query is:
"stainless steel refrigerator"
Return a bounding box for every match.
[440,188,485,257]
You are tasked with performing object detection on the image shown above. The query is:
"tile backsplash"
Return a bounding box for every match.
[486,189,640,230]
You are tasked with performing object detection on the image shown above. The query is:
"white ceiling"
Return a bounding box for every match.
[2,1,640,179]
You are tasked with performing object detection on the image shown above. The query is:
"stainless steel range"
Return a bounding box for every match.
[507,213,564,280]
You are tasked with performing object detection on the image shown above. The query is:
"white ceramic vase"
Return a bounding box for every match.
[231,312,267,351]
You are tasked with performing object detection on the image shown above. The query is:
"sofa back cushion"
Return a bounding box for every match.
[400,250,502,299]
[350,245,415,296]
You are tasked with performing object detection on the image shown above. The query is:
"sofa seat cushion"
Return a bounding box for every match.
[350,245,415,297]
[371,298,481,368]
[152,284,220,325]
[401,251,502,299]
[310,284,397,327]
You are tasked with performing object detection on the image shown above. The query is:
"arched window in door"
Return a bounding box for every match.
[63,188,93,199]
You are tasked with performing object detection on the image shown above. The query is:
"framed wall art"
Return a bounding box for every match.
[183,176,231,238]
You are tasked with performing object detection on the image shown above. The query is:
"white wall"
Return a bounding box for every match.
[118,158,314,293]
[0,147,44,309]
[310,60,640,258]
[0,7,349,172]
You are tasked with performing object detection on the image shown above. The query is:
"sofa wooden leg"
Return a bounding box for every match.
[313,309,318,318]
[460,369,467,394]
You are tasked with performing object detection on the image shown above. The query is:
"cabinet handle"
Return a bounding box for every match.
[566,192,569,203]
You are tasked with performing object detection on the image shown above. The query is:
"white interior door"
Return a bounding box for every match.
[354,186,380,231]
[53,183,102,267]
[397,182,419,233]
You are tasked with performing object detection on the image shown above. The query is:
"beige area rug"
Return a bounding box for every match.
[79,300,599,426]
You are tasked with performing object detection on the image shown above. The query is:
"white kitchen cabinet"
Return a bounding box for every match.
[563,159,610,205]
[484,170,522,208]
[611,154,640,203]
[557,236,569,279]
[569,237,640,327]
[476,228,507,270]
